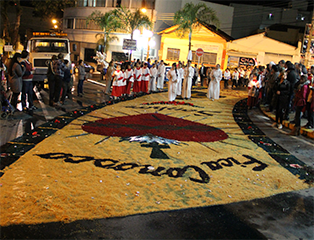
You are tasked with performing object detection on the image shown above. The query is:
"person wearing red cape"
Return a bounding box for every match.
[133,62,142,93]
[111,64,124,98]
[141,63,150,93]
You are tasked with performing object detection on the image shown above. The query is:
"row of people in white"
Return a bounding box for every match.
[167,61,195,101]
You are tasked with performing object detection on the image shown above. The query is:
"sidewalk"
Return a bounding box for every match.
[259,104,314,139]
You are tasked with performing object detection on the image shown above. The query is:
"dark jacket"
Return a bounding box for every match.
[63,66,71,83]
[9,63,25,93]
[274,78,290,108]
[286,68,297,95]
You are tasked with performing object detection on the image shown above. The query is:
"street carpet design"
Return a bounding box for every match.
[0,89,312,226]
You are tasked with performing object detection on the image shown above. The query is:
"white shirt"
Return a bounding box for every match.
[125,69,134,82]
[150,67,157,77]
[142,67,150,81]
[134,67,142,82]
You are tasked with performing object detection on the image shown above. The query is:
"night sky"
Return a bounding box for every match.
[205,0,289,7]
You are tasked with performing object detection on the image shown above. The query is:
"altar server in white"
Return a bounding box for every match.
[166,63,178,101]
[157,60,165,91]
[207,64,222,101]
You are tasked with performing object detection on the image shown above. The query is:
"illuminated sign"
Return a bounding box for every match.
[32,32,68,37]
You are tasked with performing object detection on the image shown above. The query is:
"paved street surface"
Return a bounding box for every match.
[0,76,313,239]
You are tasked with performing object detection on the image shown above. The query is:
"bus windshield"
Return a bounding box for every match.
[31,39,68,53]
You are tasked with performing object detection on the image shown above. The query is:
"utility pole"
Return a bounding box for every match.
[146,0,155,60]
[305,9,314,67]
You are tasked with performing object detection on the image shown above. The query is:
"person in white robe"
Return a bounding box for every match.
[177,63,184,96]
[207,64,222,101]
[166,63,178,101]
[157,60,165,91]
[182,60,193,100]
[149,63,158,92]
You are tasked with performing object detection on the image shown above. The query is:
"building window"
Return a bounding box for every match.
[75,18,102,30]
[96,0,106,7]
[80,0,96,7]
[66,18,74,29]
[167,48,180,61]
[132,0,154,9]
[192,51,217,65]
[108,0,129,7]
[76,19,87,29]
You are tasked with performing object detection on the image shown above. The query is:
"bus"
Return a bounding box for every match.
[26,32,71,89]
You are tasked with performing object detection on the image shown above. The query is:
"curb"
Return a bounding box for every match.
[259,105,314,139]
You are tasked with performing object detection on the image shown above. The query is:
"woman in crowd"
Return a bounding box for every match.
[288,75,310,135]
[207,64,222,101]
[77,59,86,97]
[8,52,25,110]
[166,63,178,102]
[247,73,261,109]
[272,70,290,129]
[157,60,165,91]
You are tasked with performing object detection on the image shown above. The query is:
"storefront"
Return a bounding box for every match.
[158,22,233,68]
[227,33,301,67]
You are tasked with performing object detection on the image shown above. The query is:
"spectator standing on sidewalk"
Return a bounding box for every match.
[304,66,314,129]
[288,75,310,136]
[247,73,261,109]
[53,53,65,103]
[77,59,86,97]
[20,50,36,111]
[266,64,280,112]
[223,68,231,89]
[272,70,290,129]
[60,60,72,104]
[192,64,198,86]
[285,61,298,120]
[232,68,239,88]
[8,53,25,110]
[199,63,206,87]
[47,55,57,106]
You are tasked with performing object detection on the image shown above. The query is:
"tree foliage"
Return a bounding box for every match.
[173,2,220,50]
[113,8,152,40]
[0,0,22,50]
[87,10,120,54]
[31,0,75,18]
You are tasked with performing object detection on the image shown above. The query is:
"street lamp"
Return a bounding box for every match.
[52,19,57,24]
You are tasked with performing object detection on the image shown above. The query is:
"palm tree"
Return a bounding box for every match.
[173,2,220,51]
[113,7,153,60]
[87,10,120,54]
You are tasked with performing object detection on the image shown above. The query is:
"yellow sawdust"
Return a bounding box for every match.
[0,89,310,226]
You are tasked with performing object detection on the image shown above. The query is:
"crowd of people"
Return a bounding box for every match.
[243,60,314,135]
[1,52,313,135]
